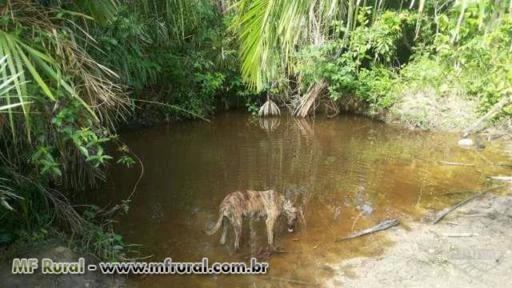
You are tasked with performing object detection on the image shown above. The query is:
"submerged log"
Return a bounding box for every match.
[335,219,400,242]
[293,80,328,118]
[496,163,512,168]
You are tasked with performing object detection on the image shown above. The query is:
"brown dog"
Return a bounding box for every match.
[206,190,298,250]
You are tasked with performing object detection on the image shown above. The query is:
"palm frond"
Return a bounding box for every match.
[0,1,129,136]
[0,55,26,140]
[0,177,23,211]
[73,0,120,25]
[232,0,343,91]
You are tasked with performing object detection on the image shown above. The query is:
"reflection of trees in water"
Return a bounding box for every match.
[234,115,494,222]
[258,117,321,207]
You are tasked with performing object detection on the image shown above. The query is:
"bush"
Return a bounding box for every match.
[296,10,415,110]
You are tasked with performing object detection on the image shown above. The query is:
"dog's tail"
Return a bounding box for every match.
[206,212,224,235]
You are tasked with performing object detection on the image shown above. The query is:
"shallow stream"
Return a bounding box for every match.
[103,113,510,287]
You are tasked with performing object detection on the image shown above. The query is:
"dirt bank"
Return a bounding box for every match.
[325,187,512,288]
[382,88,512,139]
[0,245,125,288]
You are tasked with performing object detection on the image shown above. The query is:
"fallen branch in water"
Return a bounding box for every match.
[489,176,512,182]
[440,190,473,196]
[432,185,508,224]
[438,160,474,167]
[335,219,400,242]
[496,163,512,168]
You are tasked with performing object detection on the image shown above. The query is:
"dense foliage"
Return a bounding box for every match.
[234,0,512,120]
[1,0,511,259]
[0,0,247,260]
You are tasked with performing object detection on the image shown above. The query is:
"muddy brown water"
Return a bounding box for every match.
[103,112,510,287]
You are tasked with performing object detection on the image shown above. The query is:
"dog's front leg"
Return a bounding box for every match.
[265,217,276,247]
[233,219,242,251]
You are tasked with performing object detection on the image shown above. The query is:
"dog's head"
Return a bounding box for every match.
[282,199,298,233]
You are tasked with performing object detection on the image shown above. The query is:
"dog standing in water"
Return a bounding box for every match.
[206,190,299,250]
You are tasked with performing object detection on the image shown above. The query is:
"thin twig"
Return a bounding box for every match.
[443,233,477,237]
[416,178,425,207]
[351,211,363,232]
[127,147,144,201]
[471,149,494,166]
[440,190,473,196]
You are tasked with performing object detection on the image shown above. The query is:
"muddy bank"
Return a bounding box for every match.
[326,188,512,288]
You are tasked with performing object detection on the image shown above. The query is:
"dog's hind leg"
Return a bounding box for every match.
[219,218,228,245]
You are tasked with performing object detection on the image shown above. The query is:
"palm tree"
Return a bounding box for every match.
[232,0,344,92]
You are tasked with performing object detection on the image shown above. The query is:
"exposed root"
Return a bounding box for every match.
[258,99,281,117]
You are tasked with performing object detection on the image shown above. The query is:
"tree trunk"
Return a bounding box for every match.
[294,80,328,118]
[462,93,512,137]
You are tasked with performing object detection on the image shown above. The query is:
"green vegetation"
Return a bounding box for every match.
[1,0,511,260]
[0,0,246,260]
[234,0,512,127]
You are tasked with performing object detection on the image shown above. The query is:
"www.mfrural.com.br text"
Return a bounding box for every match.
[11,257,269,275]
